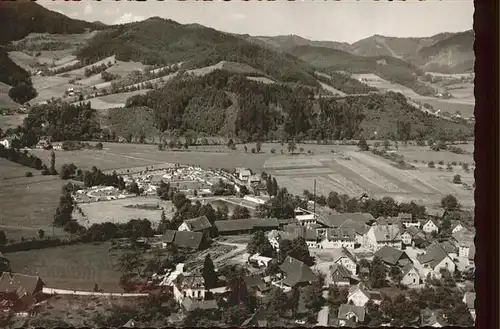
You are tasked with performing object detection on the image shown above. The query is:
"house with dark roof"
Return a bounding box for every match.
[399,212,420,228]
[416,244,456,279]
[320,227,356,249]
[337,304,366,324]
[181,297,218,312]
[422,218,439,234]
[347,283,382,307]
[178,216,212,238]
[161,230,177,246]
[317,213,371,247]
[0,273,45,302]
[283,225,321,248]
[374,245,411,267]
[329,264,357,286]
[363,224,402,251]
[243,274,271,296]
[173,231,206,250]
[401,226,428,248]
[214,218,279,235]
[279,256,317,288]
[400,263,421,286]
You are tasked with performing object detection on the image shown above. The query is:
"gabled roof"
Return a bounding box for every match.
[162,230,176,243]
[122,318,143,328]
[318,212,373,229]
[330,264,352,281]
[243,274,270,292]
[173,231,204,249]
[416,245,451,269]
[279,256,317,287]
[374,245,407,266]
[0,273,45,298]
[348,283,382,301]
[338,304,366,322]
[284,225,319,240]
[421,308,447,327]
[401,263,419,277]
[463,292,475,309]
[437,241,457,254]
[398,212,413,221]
[370,224,401,242]
[341,218,370,235]
[403,226,423,237]
[182,297,218,312]
[333,247,357,264]
[377,216,401,226]
[452,228,474,246]
[326,227,356,241]
[183,216,212,232]
[423,218,440,227]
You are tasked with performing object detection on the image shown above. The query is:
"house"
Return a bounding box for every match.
[337,304,366,324]
[173,231,206,250]
[238,170,251,181]
[363,224,402,251]
[215,218,279,235]
[421,308,446,327]
[294,207,319,227]
[283,225,321,248]
[400,263,421,286]
[451,221,466,234]
[374,245,411,267]
[436,241,458,259]
[243,274,271,296]
[172,274,206,302]
[467,244,475,267]
[347,283,382,307]
[452,229,475,258]
[0,135,19,149]
[317,213,371,246]
[422,218,439,233]
[178,216,212,238]
[248,254,272,268]
[320,228,356,249]
[247,174,261,184]
[181,297,218,312]
[399,212,420,228]
[161,230,177,247]
[332,247,358,275]
[401,226,428,247]
[329,264,356,286]
[463,292,476,321]
[279,256,317,288]
[122,319,145,328]
[416,244,456,279]
[0,273,45,302]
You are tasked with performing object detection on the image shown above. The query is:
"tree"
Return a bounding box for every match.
[369,256,387,288]
[357,137,369,151]
[302,280,324,311]
[428,161,435,168]
[444,301,474,326]
[327,191,341,210]
[243,145,247,152]
[279,237,314,266]
[364,300,385,326]
[128,182,141,196]
[49,150,57,175]
[256,141,262,153]
[231,205,250,220]
[390,265,402,283]
[95,142,103,150]
[265,287,289,316]
[441,194,459,210]
[202,254,218,290]
[453,174,462,184]
[38,229,45,240]
[287,140,297,153]
[227,139,235,150]
[0,231,6,245]
[247,231,274,257]
[383,139,390,150]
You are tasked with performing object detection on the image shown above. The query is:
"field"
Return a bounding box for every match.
[77,197,173,227]
[6,242,124,292]
[263,144,474,209]
[352,73,475,118]
[0,114,25,129]
[0,81,19,109]
[71,89,152,110]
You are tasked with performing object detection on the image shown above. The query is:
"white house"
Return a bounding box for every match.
[337,304,366,324]
[347,283,382,307]
[451,222,466,234]
[400,263,421,286]
[416,245,456,279]
[248,253,272,268]
[363,224,402,251]
[239,170,251,181]
[400,212,420,228]
[294,207,319,227]
[320,228,356,249]
[177,216,212,237]
[172,274,207,303]
[332,247,358,275]
[422,219,439,234]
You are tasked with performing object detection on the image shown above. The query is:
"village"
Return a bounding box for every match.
[0,160,476,327]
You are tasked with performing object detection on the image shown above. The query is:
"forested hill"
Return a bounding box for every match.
[0,0,103,44]
[76,17,329,87]
[122,70,472,143]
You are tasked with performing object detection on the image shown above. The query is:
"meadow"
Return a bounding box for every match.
[6,242,124,292]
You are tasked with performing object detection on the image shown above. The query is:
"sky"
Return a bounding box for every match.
[40,0,474,44]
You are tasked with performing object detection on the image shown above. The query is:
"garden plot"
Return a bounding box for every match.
[272,176,310,196]
[333,157,406,193]
[273,167,334,176]
[326,159,387,193]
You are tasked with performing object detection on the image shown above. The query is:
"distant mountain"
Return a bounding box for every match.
[0,0,104,44]
[249,30,474,74]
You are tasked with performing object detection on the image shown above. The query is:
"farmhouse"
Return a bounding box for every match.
[243,274,271,296]
[332,247,358,275]
[337,304,366,324]
[399,212,420,228]
[416,245,456,279]
[320,228,356,249]
[363,224,402,251]
[329,264,356,286]
[172,274,206,302]
[347,283,382,307]
[178,216,212,237]
[374,245,411,267]
[294,207,319,226]
[0,273,45,302]
[401,226,428,247]
[214,218,279,235]
[422,218,439,233]
[279,256,317,288]
[283,225,321,248]
[400,263,421,286]
[173,231,207,250]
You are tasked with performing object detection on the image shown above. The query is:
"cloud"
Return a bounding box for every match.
[113,13,146,25]
[83,3,93,16]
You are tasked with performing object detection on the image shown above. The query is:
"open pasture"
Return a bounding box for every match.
[6,242,124,292]
[0,157,37,180]
[77,197,172,227]
[73,89,152,110]
[393,144,474,164]
[58,55,116,79]
[0,114,25,129]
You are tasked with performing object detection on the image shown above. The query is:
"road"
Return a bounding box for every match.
[317,290,330,326]
[43,287,148,297]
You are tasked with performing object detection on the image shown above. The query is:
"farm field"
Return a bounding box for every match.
[264,145,474,210]
[71,89,152,110]
[77,197,173,227]
[0,158,39,180]
[0,175,67,241]
[0,114,25,129]
[6,242,124,292]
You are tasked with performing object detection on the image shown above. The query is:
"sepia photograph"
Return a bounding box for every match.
[0,0,476,327]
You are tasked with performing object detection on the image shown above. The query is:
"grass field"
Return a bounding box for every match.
[77,197,173,227]
[72,89,152,110]
[0,114,25,129]
[7,242,124,292]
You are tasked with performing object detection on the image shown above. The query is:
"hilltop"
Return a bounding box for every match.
[248,30,474,74]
